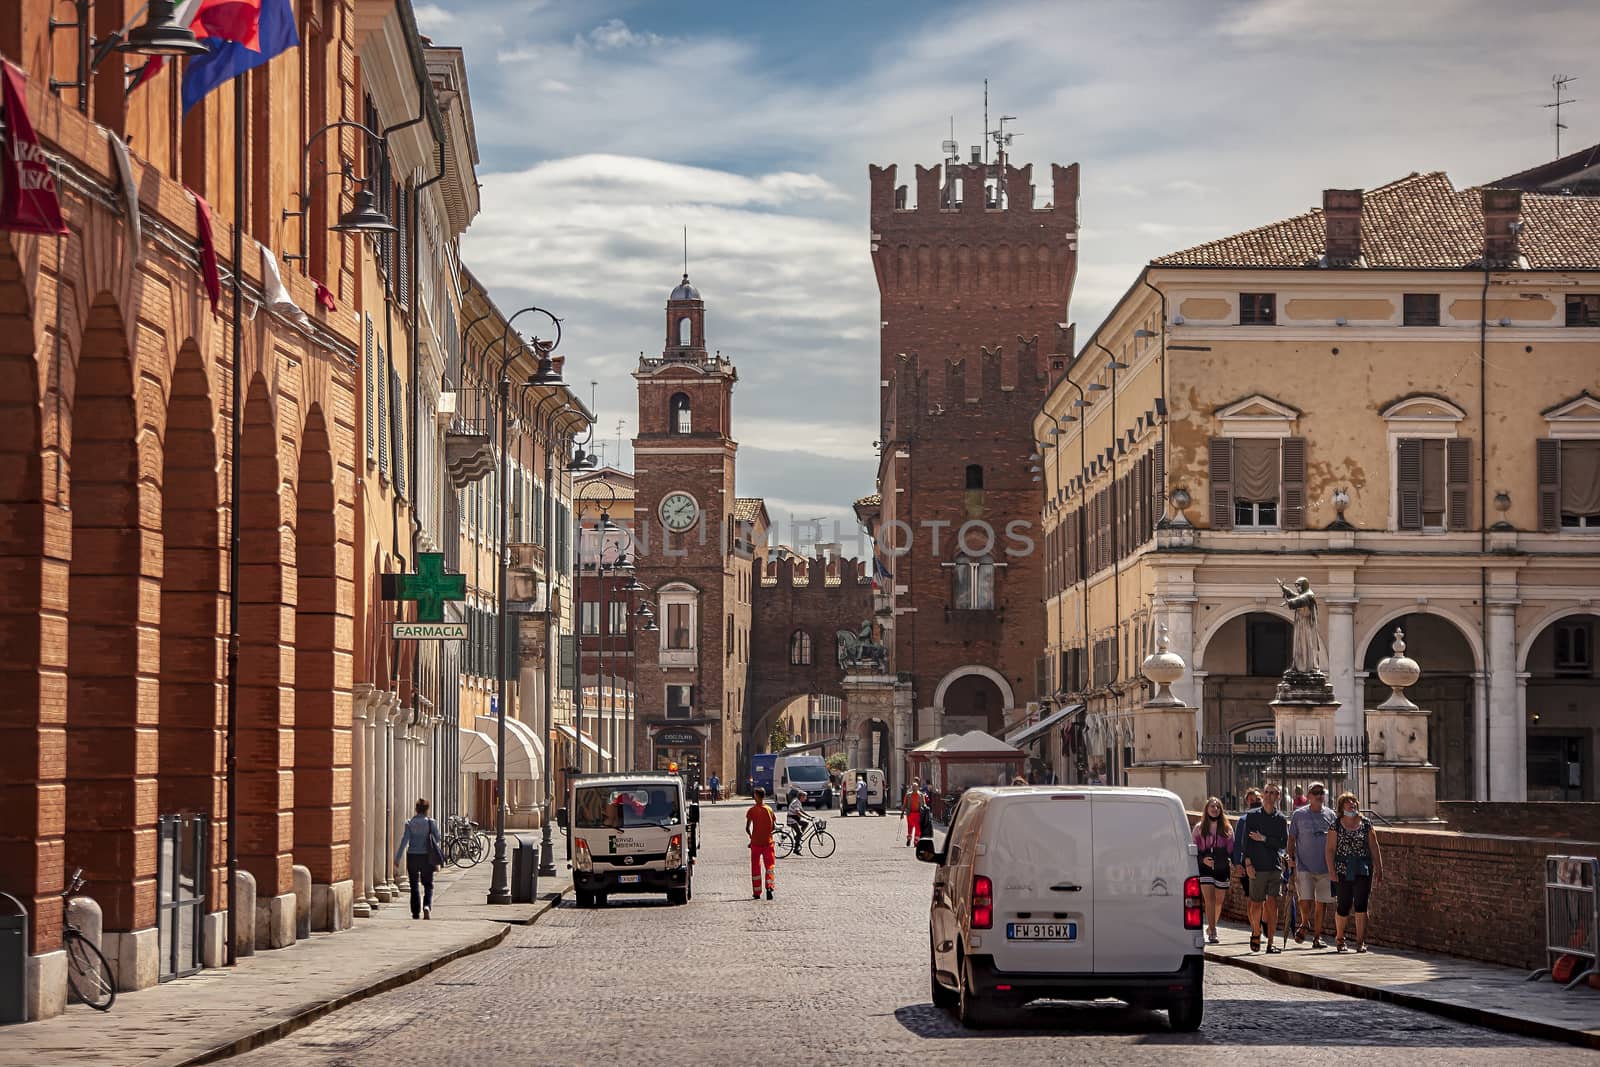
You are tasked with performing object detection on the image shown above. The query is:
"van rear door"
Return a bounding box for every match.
[1090,793,1194,973]
[985,794,1093,974]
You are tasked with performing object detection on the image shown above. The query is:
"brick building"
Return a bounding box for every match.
[855,152,1080,751]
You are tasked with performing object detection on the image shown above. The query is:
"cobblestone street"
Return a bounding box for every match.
[231,805,1595,1066]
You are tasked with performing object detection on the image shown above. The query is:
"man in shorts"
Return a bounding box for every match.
[1288,781,1336,947]
[1239,782,1289,952]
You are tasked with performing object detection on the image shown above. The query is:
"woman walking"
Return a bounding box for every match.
[1193,798,1233,944]
[902,778,922,846]
[1326,791,1383,953]
[394,798,443,920]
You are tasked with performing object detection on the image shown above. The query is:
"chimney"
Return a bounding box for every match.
[1481,187,1523,267]
[1322,188,1363,265]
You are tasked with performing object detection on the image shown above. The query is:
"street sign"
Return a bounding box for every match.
[391,622,466,640]
[558,634,576,689]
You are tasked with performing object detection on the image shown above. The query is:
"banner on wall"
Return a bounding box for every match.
[0,62,68,236]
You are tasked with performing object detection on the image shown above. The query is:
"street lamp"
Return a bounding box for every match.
[488,306,563,907]
[281,121,398,265]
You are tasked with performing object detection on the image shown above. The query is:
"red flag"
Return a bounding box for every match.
[193,0,263,51]
[0,62,68,236]
[191,190,221,315]
[314,281,337,312]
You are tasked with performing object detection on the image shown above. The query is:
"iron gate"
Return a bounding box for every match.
[157,813,207,981]
[1199,736,1369,811]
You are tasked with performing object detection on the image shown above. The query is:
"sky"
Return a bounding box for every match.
[423,0,1599,550]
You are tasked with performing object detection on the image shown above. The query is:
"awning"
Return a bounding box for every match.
[1006,703,1084,748]
[556,722,612,761]
[474,715,542,781]
[457,727,498,777]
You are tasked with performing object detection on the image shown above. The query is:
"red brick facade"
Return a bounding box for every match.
[0,11,359,969]
[865,158,1079,738]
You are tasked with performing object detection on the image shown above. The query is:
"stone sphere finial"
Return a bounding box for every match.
[1141,623,1187,707]
[1375,626,1421,710]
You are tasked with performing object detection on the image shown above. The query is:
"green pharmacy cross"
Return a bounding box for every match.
[394,553,466,623]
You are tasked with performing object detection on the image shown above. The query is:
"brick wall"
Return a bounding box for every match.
[1438,801,1600,841]
[747,555,873,741]
[1194,812,1599,969]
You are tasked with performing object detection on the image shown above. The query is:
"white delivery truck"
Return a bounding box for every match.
[838,768,888,816]
[918,786,1204,1030]
[773,753,832,808]
[557,773,699,908]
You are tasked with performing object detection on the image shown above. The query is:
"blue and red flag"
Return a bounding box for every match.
[182,0,298,114]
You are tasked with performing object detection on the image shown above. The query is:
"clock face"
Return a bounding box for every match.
[659,491,700,532]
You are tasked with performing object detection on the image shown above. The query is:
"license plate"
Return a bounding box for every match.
[617,874,641,884]
[1007,922,1077,941]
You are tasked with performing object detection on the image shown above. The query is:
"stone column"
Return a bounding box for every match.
[1124,626,1209,810]
[350,686,372,918]
[372,694,395,903]
[1326,598,1359,740]
[365,698,383,907]
[892,680,915,798]
[1487,602,1521,800]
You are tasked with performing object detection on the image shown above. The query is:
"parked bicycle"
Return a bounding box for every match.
[62,868,115,1011]
[443,815,488,868]
[775,818,836,859]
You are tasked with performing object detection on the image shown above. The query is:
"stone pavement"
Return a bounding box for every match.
[0,840,571,1067]
[1205,921,1600,1050]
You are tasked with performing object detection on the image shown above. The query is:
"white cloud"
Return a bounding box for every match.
[583,18,662,51]
[413,3,454,32]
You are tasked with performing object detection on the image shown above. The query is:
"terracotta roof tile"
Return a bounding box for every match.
[733,497,766,523]
[1152,172,1600,270]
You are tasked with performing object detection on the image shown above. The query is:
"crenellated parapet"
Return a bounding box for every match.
[761,553,871,589]
[884,337,1053,418]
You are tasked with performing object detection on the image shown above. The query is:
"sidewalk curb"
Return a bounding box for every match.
[1206,948,1600,1052]
[170,888,570,1067]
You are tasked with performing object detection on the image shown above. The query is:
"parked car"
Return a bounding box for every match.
[837,768,888,815]
[917,786,1204,1030]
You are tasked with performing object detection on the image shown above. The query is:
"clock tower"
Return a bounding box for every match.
[632,274,751,784]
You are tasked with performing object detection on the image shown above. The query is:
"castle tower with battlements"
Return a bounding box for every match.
[858,154,1080,744]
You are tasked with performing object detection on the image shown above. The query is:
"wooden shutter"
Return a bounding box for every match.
[1446,438,1471,530]
[1208,437,1233,529]
[364,316,375,461]
[1281,436,1306,530]
[1396,438,1422,530]
[1099,490,1111,570]
[377,345,388,479]
[1538,437,1561,532]
[1152,440,1166,528]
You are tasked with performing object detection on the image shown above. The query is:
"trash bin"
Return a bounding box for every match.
[0,891,27,1024]
[510,837,538,904]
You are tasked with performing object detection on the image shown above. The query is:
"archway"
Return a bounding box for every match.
[932,665,1015,737]
[1197,611,1292,739]
[65,293,159,944]
[1361,612,1476,800]
[0,245,55,954]
[1522,612,1600,801]
[293,405,346,896]
[237,375,294,907]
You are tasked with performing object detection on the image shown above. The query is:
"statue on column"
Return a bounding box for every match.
[1275,576,1334,701]
[837,619,888,673]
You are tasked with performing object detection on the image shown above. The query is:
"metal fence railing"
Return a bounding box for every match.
[1199,736,1369,813]
[1528,854,1599,989]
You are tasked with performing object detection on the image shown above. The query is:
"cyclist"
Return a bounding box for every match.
[786,788,812,854]
[746,787,776,900]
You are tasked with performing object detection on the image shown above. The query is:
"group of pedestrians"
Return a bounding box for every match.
[1193,781,1384,953]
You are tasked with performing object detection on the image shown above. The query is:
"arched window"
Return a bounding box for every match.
[952,554,996,610]
[678,316,692,346]
[789,629,812,666]
[670,392,692,434]
[966,464,984,490]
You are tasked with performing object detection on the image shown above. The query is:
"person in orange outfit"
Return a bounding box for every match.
[902,777,922,846]
[746,786,777,900]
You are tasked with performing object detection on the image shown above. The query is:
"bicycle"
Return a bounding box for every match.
[778,817,836,859]
[62,868,116,1011]
[444,815,487,868]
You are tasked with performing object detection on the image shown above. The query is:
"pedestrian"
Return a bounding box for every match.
[709,773,721,803]
[1238,782,1289,953]
[1287,781,1336,948]
[1193,797,1233,944]
[902,778,921,846]
[1293,785,1309,809]
[393,798,442,921]
[1326,791,1382,953]
[1010,776,1028,786]
[745,787,777,900]
[855,774,867,817]
[1232,787,1263,910]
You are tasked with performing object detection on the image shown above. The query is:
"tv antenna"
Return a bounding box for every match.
[1546,74,1579,159]
[942,115,959,167]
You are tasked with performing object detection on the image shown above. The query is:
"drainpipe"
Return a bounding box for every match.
[1479,255,1491,801]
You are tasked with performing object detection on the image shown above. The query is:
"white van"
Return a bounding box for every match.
[557,773,699,908]
[773,754,832,808]
[917,786,1203,1030]
[838,768,887,816]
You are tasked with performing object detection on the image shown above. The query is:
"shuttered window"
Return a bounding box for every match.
[390,365,405,498]
[364,315,375,462]
[1397,437,1470,530]
[1151,441,1166,531]
[1209,437,1233,529]
[1280,437,1307,530]
[1540,438,1600,530]
[376,344,388,481]
[1210,437,1303,529]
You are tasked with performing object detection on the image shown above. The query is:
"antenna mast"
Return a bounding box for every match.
[1546,74,1579,159]
[682,227,688,276]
